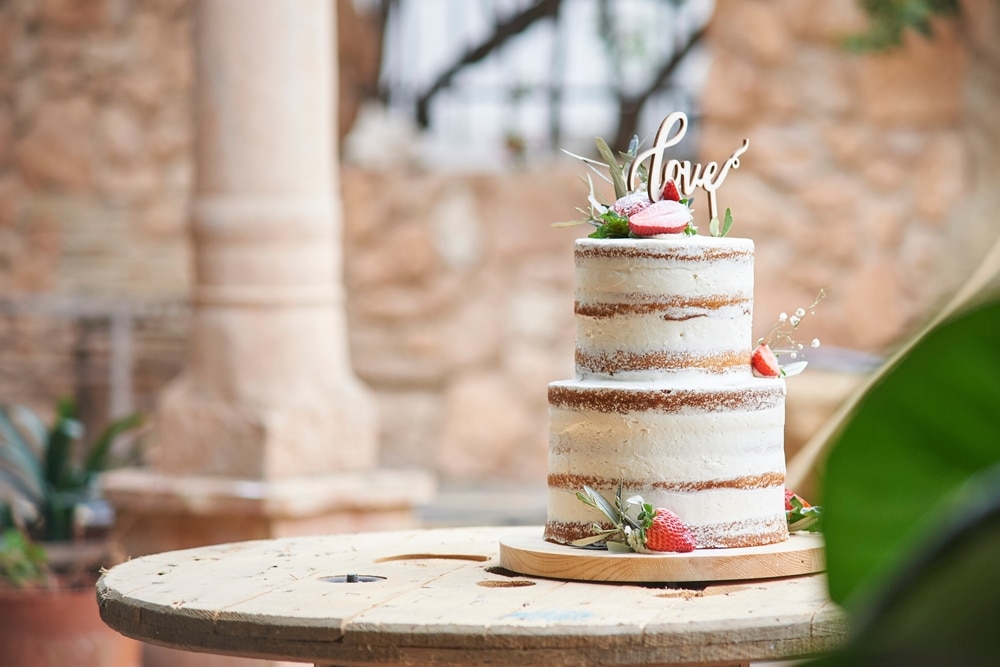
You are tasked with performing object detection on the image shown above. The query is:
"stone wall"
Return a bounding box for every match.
[0,0,193,425]
[701,0,973,352]
[1,0,994,484]
[0,0,193,298]
[340,167,582,482]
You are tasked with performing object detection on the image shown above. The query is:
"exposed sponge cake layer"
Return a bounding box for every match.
[574,237,754,380]
[545,377,788,548]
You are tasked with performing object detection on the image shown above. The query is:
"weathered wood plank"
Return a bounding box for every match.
[97,526,845,666]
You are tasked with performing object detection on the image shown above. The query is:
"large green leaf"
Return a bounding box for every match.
[806,463,1000,665]
[820,297,1000,609]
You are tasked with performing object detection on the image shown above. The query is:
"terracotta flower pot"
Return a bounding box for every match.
[0,584,141,667]
[0,537,142,667]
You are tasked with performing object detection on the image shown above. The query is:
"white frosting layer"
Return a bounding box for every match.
[549,403,785,483]
[547,485,785,534]
[547,376,786,543]
[574,237,754,379]
[576,308,751,357]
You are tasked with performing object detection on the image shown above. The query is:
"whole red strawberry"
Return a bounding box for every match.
[644,508,696,553]
[661,179,681,202]
[573,485,699,554]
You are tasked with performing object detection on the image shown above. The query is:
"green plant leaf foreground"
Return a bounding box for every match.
[820,297,1000,611]
[803,464,1000,665]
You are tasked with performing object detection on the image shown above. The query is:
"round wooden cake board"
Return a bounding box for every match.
[498,532,824,583]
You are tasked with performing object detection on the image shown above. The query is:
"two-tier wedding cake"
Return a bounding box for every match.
[542,112,809,551]
[543,236,788,548]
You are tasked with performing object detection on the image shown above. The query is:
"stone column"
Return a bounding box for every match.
[153,0,377,480]
[103,0,432,602]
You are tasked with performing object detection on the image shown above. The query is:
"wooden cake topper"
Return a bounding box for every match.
[626,111,750,223]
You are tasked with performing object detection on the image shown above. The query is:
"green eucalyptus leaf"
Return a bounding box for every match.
[606,541,634,554]
[721,207,734,236]
[581,485,620,525]
[570,532,613,547]
[552,219,590,228]
[595,137,627,199]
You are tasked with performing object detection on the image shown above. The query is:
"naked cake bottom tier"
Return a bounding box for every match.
[544,377,788,548]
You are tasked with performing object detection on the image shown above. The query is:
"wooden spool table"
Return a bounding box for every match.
[97,526,846,667]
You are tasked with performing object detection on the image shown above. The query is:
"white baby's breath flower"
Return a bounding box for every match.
[759,290,826,377]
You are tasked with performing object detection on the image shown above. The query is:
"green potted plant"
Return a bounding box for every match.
[0,398,144,667]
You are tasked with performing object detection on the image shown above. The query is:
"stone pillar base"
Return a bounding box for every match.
[102,468,436,556]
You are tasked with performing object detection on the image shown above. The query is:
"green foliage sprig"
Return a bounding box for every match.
[0,528,49,588]
[556,135,645,239]
[846,0,960,52]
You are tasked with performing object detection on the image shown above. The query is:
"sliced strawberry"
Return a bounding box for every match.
[661,179,681,202]
[644,508,696,553]
[627,199,692,236]
[612,192,652,218]
[751,343,781,378]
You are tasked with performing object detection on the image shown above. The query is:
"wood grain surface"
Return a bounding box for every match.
[96,526,845,667]
[499,533,825,583]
